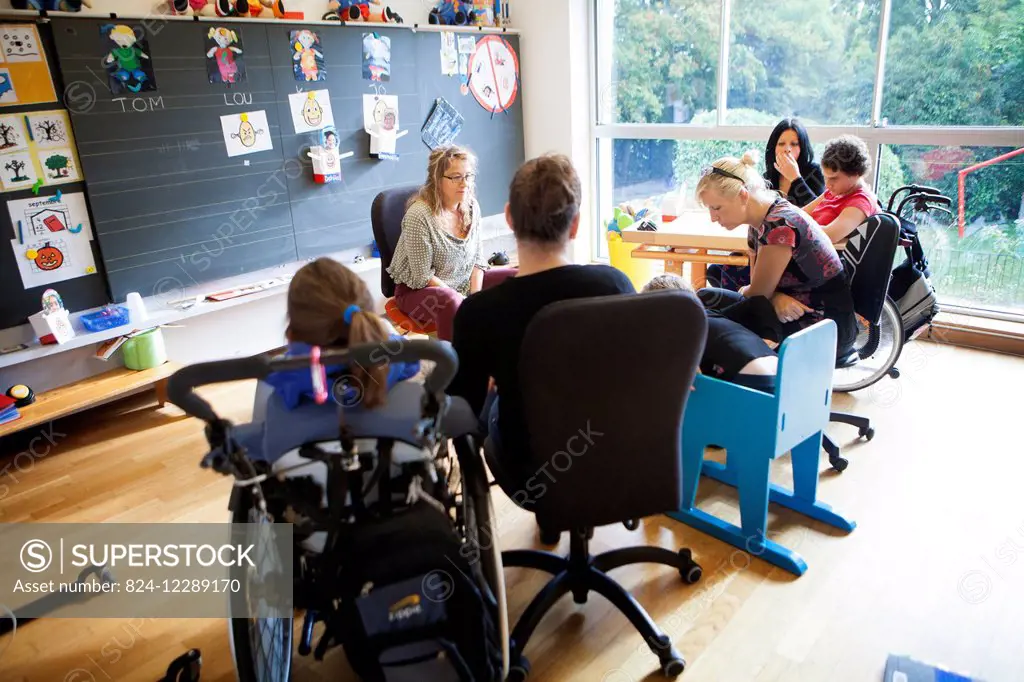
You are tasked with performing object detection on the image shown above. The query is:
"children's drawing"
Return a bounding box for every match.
[30,241,64,271]
[0,150,37,190]
[100,24,157,95]
[10,234,96,288]
[362,32,390,82]
[39,148,80,184]
[467,36,519,114]
[0,68,16,104]
[288,89,335,134]
[0,25,42,62]
[206,26,246,85]
[0,115,26,152]
[291,30,325,82]
[362,93,405,160]
[27,113,69,148]
[220,110,273,157]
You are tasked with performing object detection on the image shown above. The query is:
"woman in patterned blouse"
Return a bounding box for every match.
[694,151,858,359]
[387,145,517,340]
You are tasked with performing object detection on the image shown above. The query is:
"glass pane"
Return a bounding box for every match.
[601,0,720,124]
[879,145,1024,315]
[726,0,879,125]
[882,0,1024,126]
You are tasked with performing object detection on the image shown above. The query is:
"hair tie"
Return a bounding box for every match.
[343,304,360,325]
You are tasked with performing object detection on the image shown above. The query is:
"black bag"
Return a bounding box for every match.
[888,218,939,341]
[338,500,503,682]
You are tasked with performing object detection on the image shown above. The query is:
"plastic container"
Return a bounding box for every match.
[80,305,131,333]
[608,239,659,292]
[121,328,168,370]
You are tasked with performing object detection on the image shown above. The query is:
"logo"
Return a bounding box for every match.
[388,594,422,622]
[20,539,52,573]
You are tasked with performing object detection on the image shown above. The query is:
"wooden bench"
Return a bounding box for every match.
[0,362,181,439]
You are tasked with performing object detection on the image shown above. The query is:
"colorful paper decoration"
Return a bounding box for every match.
[467,36,519,114]
[289,89,335,134]
[100,23,157,95]
[308,125,353,183]
[205,26,246,85]
[362,32,391,82]
[0,110,83,192]
[421,97,464,149]
[7,192,97,290]
[220,110,273,157]
[363,92,406,160]
[291,30,325,82]
[0,24,57,108]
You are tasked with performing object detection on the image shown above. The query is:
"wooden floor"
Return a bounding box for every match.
[0,340,1021,682]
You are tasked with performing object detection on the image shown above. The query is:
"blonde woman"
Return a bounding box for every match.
[695,152,857,358]
[387,145,516,340]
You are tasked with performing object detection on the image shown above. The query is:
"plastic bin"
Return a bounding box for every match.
[80,305,131,332]
[607,239,659,292]
[121,328,168,370]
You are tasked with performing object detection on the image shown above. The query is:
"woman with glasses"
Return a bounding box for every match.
[387,145,517,340]
[695,152,857,359]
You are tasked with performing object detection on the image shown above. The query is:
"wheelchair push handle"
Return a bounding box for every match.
[166,338,459,424]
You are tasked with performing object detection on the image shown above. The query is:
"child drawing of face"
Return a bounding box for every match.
[233,113,262,148]
[109,25,138,49]
[303,95,323,127]
[296,30,316,51]
[211,28,234,49]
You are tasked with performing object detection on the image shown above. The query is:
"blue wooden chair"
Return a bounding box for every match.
[665,319,856,576]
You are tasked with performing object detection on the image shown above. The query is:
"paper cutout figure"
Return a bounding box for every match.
[28,286,75,345]
[291,30,325,82]
[363,93,406,161]
[362,32,390,82]
[220,110,273,157]
[206,27,246,85]
[308,125,353,184]
[1,26,42,62]
[39,148,80,184]
[27,113,69,148]
[0,115,26,151]
[100,24,157,95]
[289,89,335,134]
[0,68,16,104]
[467,36,519,114]
[0,150,37,190]
[421,97,464,150]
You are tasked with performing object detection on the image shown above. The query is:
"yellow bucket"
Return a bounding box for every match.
[608,239,659,291]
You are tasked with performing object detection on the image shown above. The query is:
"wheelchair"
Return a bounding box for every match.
[166,338,510,681]
[831,183,952,393]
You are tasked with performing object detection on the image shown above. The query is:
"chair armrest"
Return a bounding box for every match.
[684,374,775,452]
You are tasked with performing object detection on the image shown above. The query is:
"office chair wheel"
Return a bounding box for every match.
[623,518,639,531]
[677,549,702,584]
[538,525,560,545]
[507,655,531,681]
[888,367,901,379]
[661,656,686,678]
[829,455,849,472]
[860,427,875,440]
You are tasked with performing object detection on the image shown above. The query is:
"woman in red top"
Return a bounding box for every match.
[804,135,881,242]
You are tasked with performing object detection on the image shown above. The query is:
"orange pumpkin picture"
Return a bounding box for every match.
[34,242,64,271]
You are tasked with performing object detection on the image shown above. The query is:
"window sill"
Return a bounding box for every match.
[919,311,1024,357]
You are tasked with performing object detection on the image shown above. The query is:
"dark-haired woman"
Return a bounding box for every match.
[447,154,634,497]
[709,118,826,291]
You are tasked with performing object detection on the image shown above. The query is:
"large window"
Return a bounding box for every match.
[593,0,1024,318]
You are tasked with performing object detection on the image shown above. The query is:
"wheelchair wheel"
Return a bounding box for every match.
[228,485,294,682]
[833,297,904,393]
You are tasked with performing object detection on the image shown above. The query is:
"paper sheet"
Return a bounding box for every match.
[362,32,391,82]
[0,25,56,108]
[205,26,246,85]
[0,68,16,105]
[0,114,27,152]
[220,110,273,157]
[0,150,37,191]
[289,89,335,134]
[468,36,520,114]
[421,97,464,149]
[26,112,71,148]
[7,192,95,242]
[100,24,158,96]
[290,30,325,82]
[8,235,97,288]
[38,148,81,184]
[440,33,457,76]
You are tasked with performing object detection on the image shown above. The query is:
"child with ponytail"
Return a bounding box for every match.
[265,257,420,410]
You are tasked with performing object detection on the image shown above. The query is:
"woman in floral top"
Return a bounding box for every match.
[694,151,857,358]
[387,145,516,340]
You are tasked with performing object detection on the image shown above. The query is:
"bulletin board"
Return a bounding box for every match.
[0,22,58,109]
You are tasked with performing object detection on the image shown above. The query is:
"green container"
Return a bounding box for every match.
[121,328,167,370]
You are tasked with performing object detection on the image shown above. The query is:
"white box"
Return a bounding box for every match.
[28,308,76,345]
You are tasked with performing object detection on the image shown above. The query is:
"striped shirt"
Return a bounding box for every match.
[387,197,488,296]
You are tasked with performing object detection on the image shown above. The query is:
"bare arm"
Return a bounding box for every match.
[469,266,484,293]
[744,244,793,299]
[823,206,868,243]
[803,192,825,217]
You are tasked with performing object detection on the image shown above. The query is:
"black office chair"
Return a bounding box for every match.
[484,290,708,680]
[825,212,903,470]
[370,185,438,335]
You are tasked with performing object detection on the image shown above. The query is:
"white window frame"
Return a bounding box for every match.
[591,0,1024,317]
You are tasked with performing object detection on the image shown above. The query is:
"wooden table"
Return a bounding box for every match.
[622,210,845,289]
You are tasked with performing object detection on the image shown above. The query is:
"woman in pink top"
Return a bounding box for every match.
[804,135,881,242]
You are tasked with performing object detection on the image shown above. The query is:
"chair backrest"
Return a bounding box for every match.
[773,319,837,455]
[370,185,421,297]
[518,290,707,531]
[839,212,901,324]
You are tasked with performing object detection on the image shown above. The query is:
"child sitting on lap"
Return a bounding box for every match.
[643,274,778,393]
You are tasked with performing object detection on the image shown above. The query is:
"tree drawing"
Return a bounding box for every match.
[0,122,18,150]
[44,154,71,179]
[4,159,28,182]
[34,119,66,145]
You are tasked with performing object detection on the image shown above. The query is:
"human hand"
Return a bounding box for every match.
[774,150,801,182]
[738,285,750,296]
[772,293,813,324]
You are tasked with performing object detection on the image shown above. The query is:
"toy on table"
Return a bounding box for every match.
[324,1,403,22]
[7,384,36,408]
[307,125,353,183]
[28,289,75,346]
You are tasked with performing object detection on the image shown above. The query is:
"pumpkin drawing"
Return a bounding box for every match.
[35,242,64,271]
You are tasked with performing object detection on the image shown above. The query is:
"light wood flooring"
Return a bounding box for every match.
[0,341,1021,682]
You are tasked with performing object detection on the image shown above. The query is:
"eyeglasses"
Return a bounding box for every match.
[699,166,745,183]
[443,173,476,184]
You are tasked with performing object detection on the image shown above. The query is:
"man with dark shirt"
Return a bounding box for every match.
[447,154,635,492]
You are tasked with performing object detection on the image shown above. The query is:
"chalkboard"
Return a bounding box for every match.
[0,20,108,331]
[48,17,524,304]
